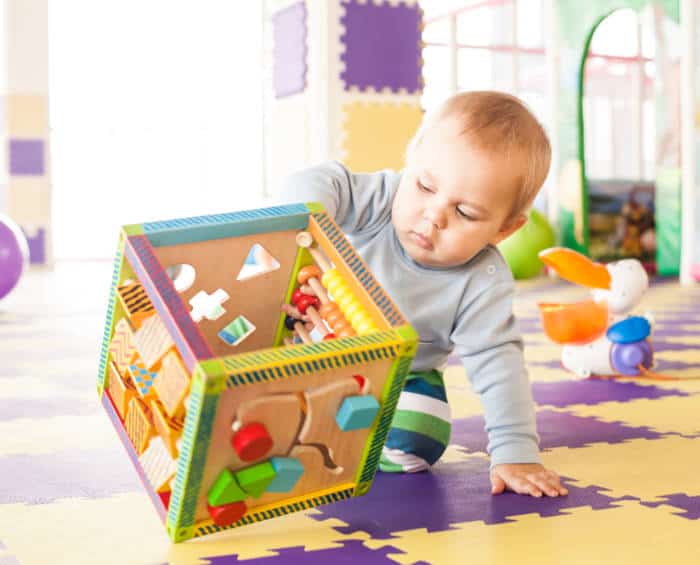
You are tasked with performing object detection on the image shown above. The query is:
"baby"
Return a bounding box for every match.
[278,91,567,498]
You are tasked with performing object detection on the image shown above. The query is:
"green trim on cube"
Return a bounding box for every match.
[356,352,414,491]
[121,223,145,236]
[304,202,326,214]
[166,366,221,542]
[96,235,126,396]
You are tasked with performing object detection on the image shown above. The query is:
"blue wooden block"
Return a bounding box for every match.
[607,316,651,344]
[336,395,380,431]
[266,457,305,492]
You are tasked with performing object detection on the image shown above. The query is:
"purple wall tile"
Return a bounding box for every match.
[22,227,46,264]
[9,139,44,176]
[272,2,307,98]
[340,0,422,92]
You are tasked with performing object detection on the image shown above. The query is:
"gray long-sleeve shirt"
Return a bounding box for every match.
[278,161,540,466]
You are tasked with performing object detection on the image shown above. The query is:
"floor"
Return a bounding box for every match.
[1,262,699,565]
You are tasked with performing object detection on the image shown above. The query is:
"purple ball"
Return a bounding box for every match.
[0,215,29,301]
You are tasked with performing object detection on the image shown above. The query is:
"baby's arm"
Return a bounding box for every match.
[452,276,567,497]
[278,161,399,235]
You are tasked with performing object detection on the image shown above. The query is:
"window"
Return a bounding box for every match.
[49,1,265,259]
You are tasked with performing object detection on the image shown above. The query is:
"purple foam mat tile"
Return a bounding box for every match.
[194,540,416,565]
[311,456,636,539]
[340,0,422,93]
[652,359,700,372]
[653,340,700,352]
[531,379,689,407]
[451,409,666,455]
[0,448,142,504]
[0,396,99,421]
[272,2,307,98]
[641,494,700,519]
[653,322,700,332]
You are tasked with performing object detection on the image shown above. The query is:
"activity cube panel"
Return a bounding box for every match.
[97,202,417,542]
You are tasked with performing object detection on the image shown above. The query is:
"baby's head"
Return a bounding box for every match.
[392,91,551,268]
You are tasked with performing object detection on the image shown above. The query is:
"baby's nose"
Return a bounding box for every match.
[424,207,447,230]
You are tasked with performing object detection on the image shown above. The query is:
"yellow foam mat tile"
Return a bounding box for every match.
[0,495,371,565]
[553,394,700,436]
[654,349,700,365]
[365,501,700,565]
[540,436,700,501]
[167,511,370,564]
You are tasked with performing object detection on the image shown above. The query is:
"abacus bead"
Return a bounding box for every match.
[356,320,377,334]
[296,294,319,314]
[336,326,357,338]
[298,265,322,284]
[291,288,306,305]
[320,302,338,318]
[284,315,297,331]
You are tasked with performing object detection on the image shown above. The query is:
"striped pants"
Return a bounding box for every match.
[379,369,452,473]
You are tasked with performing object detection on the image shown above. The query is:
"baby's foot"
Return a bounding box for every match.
[379,447,430,473]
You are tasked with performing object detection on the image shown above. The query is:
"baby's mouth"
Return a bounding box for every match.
[410,231,434,251]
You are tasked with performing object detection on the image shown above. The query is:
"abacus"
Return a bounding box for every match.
[97,202,417,542]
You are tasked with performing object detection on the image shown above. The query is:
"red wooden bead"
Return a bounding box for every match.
[208,501,247,526]
[353,374,366,391]
[232,422,273,462]
[291,288,306,305]
[296,294,320,314]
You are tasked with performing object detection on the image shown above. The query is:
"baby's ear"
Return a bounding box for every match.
[491,213,527,245]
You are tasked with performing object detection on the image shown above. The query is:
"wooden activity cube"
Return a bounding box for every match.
[97,203,417,542]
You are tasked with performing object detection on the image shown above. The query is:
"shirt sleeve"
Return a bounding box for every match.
[276,161,398,236]
[451,279,541,467]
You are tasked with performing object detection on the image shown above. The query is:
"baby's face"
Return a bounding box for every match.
[392,117,524,268]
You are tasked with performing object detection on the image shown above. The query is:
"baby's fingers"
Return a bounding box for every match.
[528,471,569,497]
[508,476,542,498]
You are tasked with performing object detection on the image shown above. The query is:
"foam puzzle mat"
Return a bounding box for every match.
[1,264,699,564]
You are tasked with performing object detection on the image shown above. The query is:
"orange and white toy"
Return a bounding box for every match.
[537,247,654,378]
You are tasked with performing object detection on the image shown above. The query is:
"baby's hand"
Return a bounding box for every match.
[490,463,568,498]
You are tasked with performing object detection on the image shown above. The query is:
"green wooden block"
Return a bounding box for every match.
[208,468,247,506]
[235,461,277,499]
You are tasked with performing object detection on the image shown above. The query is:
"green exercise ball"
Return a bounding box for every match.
[498,209,556,279]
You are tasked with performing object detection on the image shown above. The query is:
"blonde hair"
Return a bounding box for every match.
[408,91,551,224]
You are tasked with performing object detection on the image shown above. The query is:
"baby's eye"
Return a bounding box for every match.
[417,180,434,193]
[457,207,476,221]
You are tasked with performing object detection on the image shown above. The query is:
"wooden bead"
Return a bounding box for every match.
[320,302,339,318]
[325,309,345,326]
[232,422,273,462]
[298,265,323,285]
[296,294,320,315]
[291,288,306,305]
[336,326,357,338]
